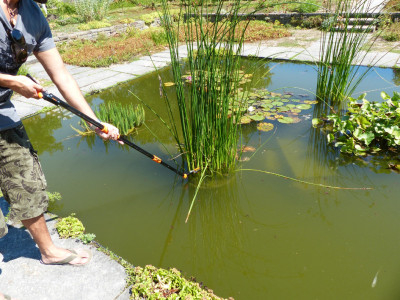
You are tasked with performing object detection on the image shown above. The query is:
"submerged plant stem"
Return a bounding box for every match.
[237,169,373,190]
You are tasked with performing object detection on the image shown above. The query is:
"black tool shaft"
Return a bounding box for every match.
[38,90,187,178]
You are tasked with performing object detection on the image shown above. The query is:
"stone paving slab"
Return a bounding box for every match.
[80,72,136,95]
[74,70,123,89]
[109,62,157,75]
[140,54,172,63]
[0,205,129,300]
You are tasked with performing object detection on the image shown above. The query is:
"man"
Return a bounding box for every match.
[0,0,120,275]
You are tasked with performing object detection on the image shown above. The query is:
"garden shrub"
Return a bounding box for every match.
[291,0,320,13]
[291,16,323,28]
[149,27,168,45]
[385,0,400,11]
[47,0,76,16]
[74,0,113,22]
[381,21,400,41]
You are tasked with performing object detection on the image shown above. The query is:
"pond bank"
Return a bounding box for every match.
[14,35,400,119]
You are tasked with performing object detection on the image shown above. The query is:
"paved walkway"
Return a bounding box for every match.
[1,26,400,300]
[13,38,400,119]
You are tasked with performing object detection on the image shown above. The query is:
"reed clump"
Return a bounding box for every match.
[316,0,381,105]
[77,101,145,136]
[160,0,259,175]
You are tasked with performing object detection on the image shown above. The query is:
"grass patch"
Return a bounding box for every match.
[78,20,112,31]
[58,28,166,67]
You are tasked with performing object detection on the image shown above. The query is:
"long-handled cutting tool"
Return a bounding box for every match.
[26,74,200,179]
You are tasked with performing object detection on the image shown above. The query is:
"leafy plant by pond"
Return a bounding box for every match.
[130,265,227,299]
[76,101,145,136]
[314,92,400,158]
[55,213,96,244]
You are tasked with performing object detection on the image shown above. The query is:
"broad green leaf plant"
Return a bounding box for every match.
[315,92,400,156]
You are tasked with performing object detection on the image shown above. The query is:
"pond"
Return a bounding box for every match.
[23,60,400,299]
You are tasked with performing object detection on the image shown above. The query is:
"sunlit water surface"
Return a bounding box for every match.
[23,61,400,299]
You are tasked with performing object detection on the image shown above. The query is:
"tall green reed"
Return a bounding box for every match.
[160,0,257,175]
[316,0,382,106]
[77,101,145,136]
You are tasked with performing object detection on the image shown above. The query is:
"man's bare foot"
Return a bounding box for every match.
[40,247,92,266]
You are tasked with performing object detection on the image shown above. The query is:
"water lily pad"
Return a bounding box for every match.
[262,99,273,104]
[261,103,273,109]
[257,122,274,132]
[292,99,301,102]
[291,108,301,113]
[277,106,290,112]
[240,116,252,124]
[164,82,175,87]
[287,104,296,108]
[250,114,265,121]
[278,117,295,124]
[272,101,284,106]
[297,104,312,110]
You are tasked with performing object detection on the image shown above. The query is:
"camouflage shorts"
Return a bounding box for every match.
[0,124,49,238]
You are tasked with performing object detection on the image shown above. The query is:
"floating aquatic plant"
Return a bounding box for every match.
[240,88,317,125]
[314,92,400,157]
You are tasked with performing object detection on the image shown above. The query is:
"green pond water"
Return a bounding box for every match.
[23,60,400,299]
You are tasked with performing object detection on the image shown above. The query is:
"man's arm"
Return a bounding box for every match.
[34,48,120,141]
[34,48,99,122]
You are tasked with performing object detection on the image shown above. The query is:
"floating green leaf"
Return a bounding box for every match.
[240,116,252,124]
[297,104,312,110]
[249,114,265,121]
[278,117,294,124]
